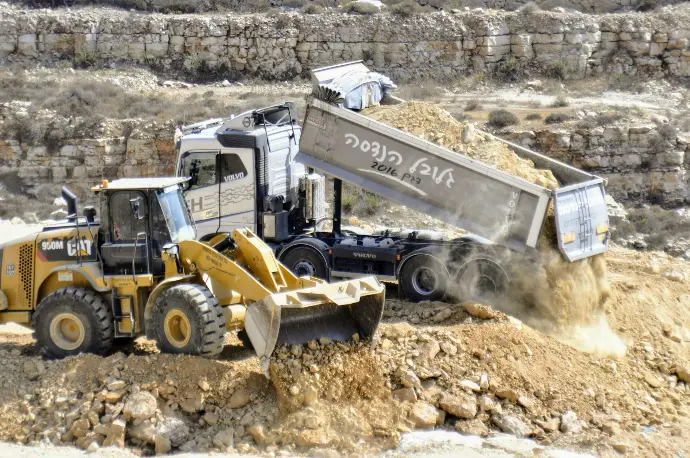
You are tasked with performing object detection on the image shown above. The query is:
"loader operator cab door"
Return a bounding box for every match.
[179,149,255,239]
[99,186,196,276]
[100,190,151,276]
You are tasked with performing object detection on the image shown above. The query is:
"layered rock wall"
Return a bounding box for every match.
[502,124,690,205]
[3,5,690,79]
[2,0,678,14]
[0,121,176,199]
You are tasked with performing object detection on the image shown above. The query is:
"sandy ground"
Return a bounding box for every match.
[0,432,596,458]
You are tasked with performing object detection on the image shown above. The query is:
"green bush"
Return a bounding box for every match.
[495,56,527,83]
[487,110,518,129]
[545,61,566,80]
[342,185,383,216]
[525,113,542,120]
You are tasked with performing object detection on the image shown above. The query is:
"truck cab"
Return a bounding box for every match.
[175,103,308,240]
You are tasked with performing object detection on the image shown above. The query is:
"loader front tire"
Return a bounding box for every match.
[153,284,226,357]
[33,287,114,358]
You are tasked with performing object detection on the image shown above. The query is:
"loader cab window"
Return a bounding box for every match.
[100,190,150,276]
[110,191,148,242]
[180,151,218,191]
[157,186,196,243]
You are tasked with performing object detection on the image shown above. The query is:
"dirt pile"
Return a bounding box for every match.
[267,341,405,452]
[364,101,611,338]
[376,287,690,456]
[363,102,559,190]
[0,342,276,455]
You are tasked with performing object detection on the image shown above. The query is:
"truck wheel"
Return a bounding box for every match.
[153,284,226,357]
[33,287,114,358]
[455,258,508,305]
[281,246,328,279]
[399,255,448,302]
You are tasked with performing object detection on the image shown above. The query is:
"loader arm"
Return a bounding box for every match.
[177,228,386,370]
[177,238,274,303]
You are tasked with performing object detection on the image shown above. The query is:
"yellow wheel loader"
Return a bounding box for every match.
[0,178,385,370]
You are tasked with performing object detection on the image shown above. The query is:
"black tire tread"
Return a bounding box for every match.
[399,255,449,303]
[152,283,226,358]
[281,246,328,279]
[32,286,114,358]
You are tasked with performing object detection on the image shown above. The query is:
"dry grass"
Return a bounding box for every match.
[342,183,383,216]
[617,205,690,249]
[0,71,307,143]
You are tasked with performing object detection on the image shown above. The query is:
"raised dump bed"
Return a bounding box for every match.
[297,62,609,262]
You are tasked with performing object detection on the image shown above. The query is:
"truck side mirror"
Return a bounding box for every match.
[130,197,146,220]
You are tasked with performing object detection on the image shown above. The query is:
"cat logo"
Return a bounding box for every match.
[38,237,96,262]
[67,239,93,257]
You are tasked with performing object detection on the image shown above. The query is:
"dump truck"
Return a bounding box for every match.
[175,61,609,304]
[0,178,385,369]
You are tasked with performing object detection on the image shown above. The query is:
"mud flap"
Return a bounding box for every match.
[243,276,385,372]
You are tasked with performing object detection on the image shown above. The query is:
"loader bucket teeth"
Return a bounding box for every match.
[243,277,385,370]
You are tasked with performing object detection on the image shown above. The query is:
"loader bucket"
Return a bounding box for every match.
[244,276,385,370]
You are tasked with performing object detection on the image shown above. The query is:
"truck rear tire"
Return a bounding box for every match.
[33,287,114,358]
[399,255,448,302]
[455,258,508,305]
[281,246,328,279]
[153,284,226,357]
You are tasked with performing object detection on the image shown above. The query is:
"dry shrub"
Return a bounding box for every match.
[544,113,570,124]
[389,0,424,16]
[550,94,569,107]
[464,100,481,111]
[487,109,518,129]
[342,184,383,216]
[303,3,325,13]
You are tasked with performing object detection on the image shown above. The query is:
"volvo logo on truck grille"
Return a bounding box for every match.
[353,252,377,259]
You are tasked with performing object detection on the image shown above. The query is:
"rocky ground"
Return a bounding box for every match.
[2,47,690,458]
[0,219,688,457]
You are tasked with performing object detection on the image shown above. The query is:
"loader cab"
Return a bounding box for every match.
[92,178,195,276]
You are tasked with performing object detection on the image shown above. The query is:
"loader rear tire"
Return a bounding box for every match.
[33,287,114,358]
[153,284,226,357]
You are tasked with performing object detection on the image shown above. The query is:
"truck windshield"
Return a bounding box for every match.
[157,186,196,243]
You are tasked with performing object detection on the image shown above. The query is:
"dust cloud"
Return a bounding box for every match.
[365,101,624,357]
